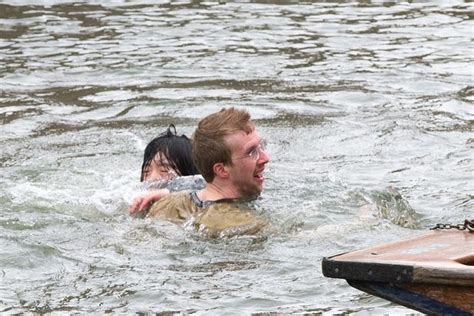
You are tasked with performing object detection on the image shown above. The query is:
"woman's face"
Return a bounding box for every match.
[142,153,177,182]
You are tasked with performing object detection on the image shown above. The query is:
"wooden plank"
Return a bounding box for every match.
[322,258,414,283]
[348,280,473,315]
[331,230,473,263]
[323,230,474,285]
[403,283,474,313]
[322,230,474,314]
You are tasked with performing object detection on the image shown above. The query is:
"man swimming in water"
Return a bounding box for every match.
[130,107,270,237]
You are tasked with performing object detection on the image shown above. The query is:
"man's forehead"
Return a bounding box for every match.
[225,130,260,149]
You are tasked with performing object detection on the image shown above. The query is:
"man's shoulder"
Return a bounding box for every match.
[146,191,193,219]
[196,201,267,237]
[145,192,268,237]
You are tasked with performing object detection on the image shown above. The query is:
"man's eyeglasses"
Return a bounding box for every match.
[233,140,267,161]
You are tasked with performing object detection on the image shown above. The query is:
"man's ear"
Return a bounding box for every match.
[213,162,230,179]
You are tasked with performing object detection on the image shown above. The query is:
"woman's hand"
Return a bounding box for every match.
[128,189,170,215]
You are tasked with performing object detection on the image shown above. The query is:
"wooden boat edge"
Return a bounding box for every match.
[322,255,474,286]
[322,256,414,283]
[347,280,473,315]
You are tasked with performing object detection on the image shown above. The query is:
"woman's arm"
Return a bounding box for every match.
[128,188,170,215]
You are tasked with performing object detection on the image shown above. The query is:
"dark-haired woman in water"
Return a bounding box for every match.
[129,125,204,215]
[140,124,198,182]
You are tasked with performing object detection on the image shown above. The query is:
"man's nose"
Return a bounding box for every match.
[258,147,269,163]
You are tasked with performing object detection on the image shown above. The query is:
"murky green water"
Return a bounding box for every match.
[1,0,472,314]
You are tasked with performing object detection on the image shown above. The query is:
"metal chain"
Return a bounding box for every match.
[430,219,474,232]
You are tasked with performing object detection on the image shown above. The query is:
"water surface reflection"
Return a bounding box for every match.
[1,0,472,314]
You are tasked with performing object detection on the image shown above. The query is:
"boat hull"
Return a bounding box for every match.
[322,230,474,314]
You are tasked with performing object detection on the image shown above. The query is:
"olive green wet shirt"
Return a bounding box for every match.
[146,192,266,237]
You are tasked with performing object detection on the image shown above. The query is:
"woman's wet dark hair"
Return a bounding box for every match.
[140,124,199,181]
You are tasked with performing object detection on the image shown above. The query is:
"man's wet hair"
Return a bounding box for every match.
[192,107,254,183]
